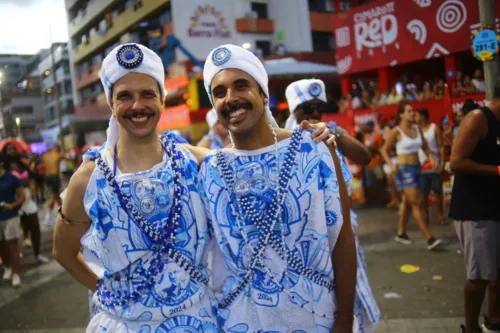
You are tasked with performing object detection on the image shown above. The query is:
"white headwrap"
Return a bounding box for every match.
[284,79,327,129]
[203,44,278,128]
[100,43,166,148]
[206,108,218,128]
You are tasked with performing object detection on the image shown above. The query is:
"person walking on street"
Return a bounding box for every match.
[416,108,447,225]
[42,145,65,224]
[0,153,25,288]
[450,83,500,333]
[11,168,48,264]
[380,102,442,250]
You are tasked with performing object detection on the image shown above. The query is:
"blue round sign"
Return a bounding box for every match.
[471,28,499,62]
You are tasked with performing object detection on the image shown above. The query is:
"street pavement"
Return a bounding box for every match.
[0,205,468,332]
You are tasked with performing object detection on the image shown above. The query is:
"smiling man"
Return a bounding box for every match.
[52,43,219,332]
[198,44,357,332]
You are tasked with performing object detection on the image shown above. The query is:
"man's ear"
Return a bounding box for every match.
[261,91,269,105]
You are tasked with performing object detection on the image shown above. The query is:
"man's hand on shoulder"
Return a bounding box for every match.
[181,144,212,165]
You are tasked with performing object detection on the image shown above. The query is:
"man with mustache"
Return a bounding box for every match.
[199,45,357,332]
[285,79,381,333]
[52,43,220,332]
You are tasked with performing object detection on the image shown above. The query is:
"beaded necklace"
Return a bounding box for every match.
[93,133,208,309]
[215,129,337,320]
[215,128,301,308]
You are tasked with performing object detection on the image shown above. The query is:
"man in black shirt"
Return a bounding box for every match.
[450,82,500,333]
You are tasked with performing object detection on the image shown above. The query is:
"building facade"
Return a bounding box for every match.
[65,0,337,142]
[37,43,75,148]
[0,54,45,142]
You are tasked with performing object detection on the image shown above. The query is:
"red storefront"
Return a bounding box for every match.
[332,0,500,93]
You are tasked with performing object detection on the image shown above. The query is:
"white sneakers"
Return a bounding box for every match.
[12,274,21,288]
[2,267,12,280]
[36,255,49,264]
[2,267,21,288]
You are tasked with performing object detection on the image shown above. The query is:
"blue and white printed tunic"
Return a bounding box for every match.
[199,131,344,332]
[81,142,219,332]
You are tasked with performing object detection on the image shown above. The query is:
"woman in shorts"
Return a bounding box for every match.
[380,102,442,250]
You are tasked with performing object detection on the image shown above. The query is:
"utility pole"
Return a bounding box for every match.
[478,0,498,101]
[49,26,65,152]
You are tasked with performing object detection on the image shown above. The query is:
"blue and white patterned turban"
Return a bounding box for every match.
[284,79,327,129]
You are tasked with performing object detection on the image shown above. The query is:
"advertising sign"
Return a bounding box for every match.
[333,0,500,75]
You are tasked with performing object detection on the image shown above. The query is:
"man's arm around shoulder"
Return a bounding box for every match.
[53,162,98,291]
[450,110,499,176]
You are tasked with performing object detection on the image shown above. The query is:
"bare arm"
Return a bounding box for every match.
[418,126,437,168]
[53,162,98,291]
[450,110,498,175]
[327,144,356,330]
[380,128,399,171]
[434,125,446,172]
[181,144,212,165]
[196,138,212,149]
[336,129,371,166]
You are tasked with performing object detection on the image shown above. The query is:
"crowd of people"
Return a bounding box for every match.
[338,70,485,113]
[0,143,72,288]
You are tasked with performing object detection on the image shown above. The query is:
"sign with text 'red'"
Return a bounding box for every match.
[333,0,500,75]
[172,0,235,61]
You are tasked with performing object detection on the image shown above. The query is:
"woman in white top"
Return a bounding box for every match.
[380,102,442,250]
[416,108,446,225]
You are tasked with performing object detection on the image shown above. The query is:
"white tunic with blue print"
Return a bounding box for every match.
[199,131,344,332]
[81,143,219,333]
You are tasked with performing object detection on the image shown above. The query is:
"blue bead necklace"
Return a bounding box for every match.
[216,129,336,319]
[216,128,303,308]
[93,133,208,309]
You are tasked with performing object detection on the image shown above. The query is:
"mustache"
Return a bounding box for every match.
[123,110,156,118]
[222,101,252,116]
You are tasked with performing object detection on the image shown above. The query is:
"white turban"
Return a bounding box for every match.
[206,108,218,128]
[203,44,278,128]
[100,43,166,148]
[284,79,327,129]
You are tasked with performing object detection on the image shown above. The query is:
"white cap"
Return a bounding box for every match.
[100,43,165,148]
[203,44,278,128]
[285,79,327,114]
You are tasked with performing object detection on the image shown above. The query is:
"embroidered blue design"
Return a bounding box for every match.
[92,133,209,309]
[212,47,231,66]
[308,82,322,98]
[116,44,144,69]
[215,129,316,309]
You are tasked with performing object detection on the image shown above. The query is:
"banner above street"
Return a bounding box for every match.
[332,0,500,75]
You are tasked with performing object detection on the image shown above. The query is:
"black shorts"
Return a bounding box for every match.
[44,175,61,194]
[420,172,443,196]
